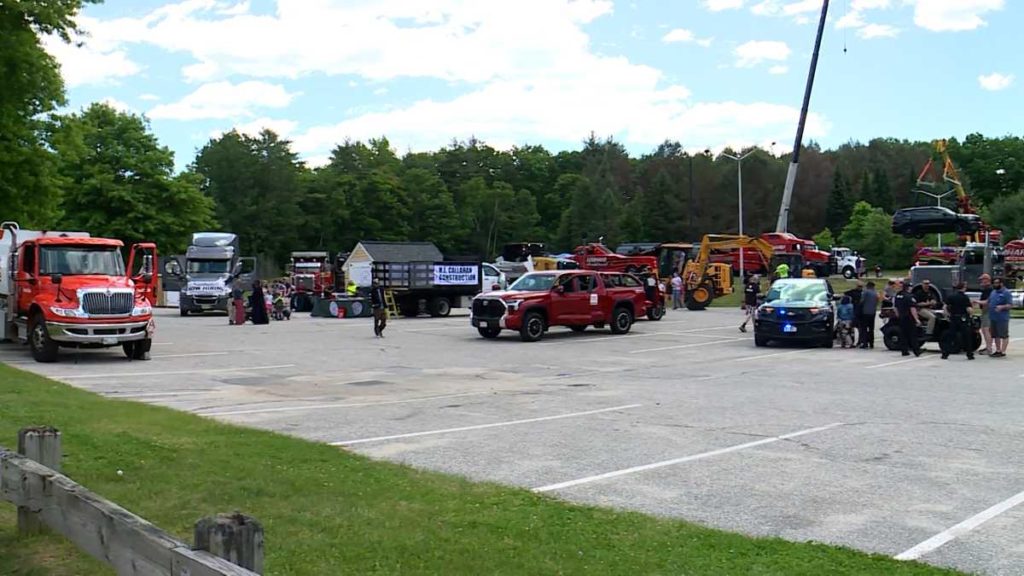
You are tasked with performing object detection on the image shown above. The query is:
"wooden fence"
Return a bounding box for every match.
[0,427,262,575]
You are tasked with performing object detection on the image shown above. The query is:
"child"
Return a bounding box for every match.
[837,295,855,348]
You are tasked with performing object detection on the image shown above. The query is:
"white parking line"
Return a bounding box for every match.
[60,364,296,380]
[107,390,213,398]
[533,423,843,493]
[331,404,642,446]
[865,356,932,369]
[629,338,744,354]
[734,349,810,362]
[152,352,231,359]
[895,489,1024,561]
[199,391,492,417]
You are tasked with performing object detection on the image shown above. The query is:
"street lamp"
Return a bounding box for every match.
[916,187,955,247]
[722,148,756,281]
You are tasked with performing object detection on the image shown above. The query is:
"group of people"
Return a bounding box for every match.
[733,272,1013,358]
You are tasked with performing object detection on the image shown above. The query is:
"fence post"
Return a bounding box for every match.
[16,426,62,535]
[194,513,264,574]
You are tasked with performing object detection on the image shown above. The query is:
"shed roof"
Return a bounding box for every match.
[357,241,443,263]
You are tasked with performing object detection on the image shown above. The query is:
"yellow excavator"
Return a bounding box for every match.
[683,234,775,310]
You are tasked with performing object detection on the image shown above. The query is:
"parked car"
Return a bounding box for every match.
[470,270,651,342]
[891,206,981,237]
[753,278,835,348]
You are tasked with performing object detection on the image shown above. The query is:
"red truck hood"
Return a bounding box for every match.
[57,276,136,291]
[480,290,549,301]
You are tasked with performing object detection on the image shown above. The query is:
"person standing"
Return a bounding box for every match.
[231,281,245,326]
[892,281,921,357]
[774,262,790,281]
[739,275,760,333]
[370,279,387,338]
[974,273,993,355]
[883,279,897,301]
[346,277,359,298]
[859,281,878,349]
[988,277,1013,358]
[942,282,974,360]
[670,272,683,310]
[248,280,269,325]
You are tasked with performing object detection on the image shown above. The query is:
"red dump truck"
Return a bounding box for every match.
[0,222,158,362]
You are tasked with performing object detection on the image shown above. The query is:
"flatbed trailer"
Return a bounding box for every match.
[372,261,482,317]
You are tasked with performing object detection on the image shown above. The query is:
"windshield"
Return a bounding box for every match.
[508,274,556,292]
[39,246,125,276]
[765,281,830,304]
[187,259,230,274]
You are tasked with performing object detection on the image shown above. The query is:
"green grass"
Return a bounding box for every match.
[0,365,962,576]
[710,272,908,308]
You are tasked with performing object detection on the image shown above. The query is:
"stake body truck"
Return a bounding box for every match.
[0,222,157,362]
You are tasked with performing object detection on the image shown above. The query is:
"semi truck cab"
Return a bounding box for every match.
[0,222,157,362]
[173,232,254,316]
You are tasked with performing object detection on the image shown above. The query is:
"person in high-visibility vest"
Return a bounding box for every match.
[346,278,358,297]
[774,262,790,280]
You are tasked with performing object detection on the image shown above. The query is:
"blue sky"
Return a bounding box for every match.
[48,0,1021,171]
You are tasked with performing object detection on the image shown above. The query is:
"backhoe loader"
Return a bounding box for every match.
[683,235,775,310]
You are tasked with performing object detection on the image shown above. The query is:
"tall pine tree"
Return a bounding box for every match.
[826,168,854,233]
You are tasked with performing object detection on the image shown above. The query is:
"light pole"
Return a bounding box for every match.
[722,148,756,281]
[916,188,955,247]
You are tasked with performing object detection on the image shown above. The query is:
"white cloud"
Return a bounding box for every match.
[851,0,890,9]
[149,81,298,120]
[703,0,744,10]
[978,73,1014,91]
[139,93,161,101]
[768,65,788,75]
[751,0,821,19]
[858,23,900,38]
[661,28,712,46]
[836,11,866,29]
[99,98,133,113]
[734,40,791,68]
[222,117,299,138]
[43,30,141,87]
[909,0,1004,32]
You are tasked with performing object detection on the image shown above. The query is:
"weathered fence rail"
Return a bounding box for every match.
[0,427,262,576]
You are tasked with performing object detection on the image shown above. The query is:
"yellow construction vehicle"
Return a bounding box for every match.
[683,234,774,310]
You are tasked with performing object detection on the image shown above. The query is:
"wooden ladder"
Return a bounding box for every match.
[383,289,400,319]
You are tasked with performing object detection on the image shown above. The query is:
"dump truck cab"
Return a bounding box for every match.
[0,222,157,362]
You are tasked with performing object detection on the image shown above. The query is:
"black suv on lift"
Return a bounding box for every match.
[891,206,982,238]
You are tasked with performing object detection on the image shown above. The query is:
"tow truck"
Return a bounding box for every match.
[570,242,658,274]
[1,222,157,362]
[288,251,333,311]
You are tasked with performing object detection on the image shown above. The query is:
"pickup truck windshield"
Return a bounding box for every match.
[39,246,125,276]
[766,281,829,304]
[509,274,556,291]
[187,259,230,274]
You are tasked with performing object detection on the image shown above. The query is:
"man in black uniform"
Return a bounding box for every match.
[943,282,974,360]
[739,275,760,333]
[892,281,921,357]
[370,278,387,338]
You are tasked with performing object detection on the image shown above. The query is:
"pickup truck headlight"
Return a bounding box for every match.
[131,305,152,317]
[506,299,523,312]
[50,306,86,318]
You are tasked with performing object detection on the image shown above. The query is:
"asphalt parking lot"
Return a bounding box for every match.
[3,307,1023,575]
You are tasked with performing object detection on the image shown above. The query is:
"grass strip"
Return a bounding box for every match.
[0,363,961,575]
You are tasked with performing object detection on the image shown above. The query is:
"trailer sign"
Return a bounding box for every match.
[434,265,479,285]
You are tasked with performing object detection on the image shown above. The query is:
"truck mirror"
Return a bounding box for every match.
[141,273,153,284]
[165,260,182,276]
[555,285,565,294]
[50,273,62,285]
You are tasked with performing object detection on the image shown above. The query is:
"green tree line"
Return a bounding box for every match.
[4,1,1023,270]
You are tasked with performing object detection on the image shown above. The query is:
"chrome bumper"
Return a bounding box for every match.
[47,320,150,344]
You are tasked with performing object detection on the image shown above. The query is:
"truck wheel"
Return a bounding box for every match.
[477,326,501,339]
[29,314,59,363]
[569,325,587,332]
[610,306,633,335]
[429,297,451,317]
[646,304,665,321]
[519,311,546,342]
[122,339,152,360]
[179,309,189,317]
[685,283,713,311]
[842,266,855,279]
[754,335,768,347]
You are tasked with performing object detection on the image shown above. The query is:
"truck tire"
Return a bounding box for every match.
[882,326,901,351]
[477,326,501,339]
[646,304,665,321]
[842,266,855,279]
[754,335,768,347]
[519,311,546,342]
[685,282,713,311]
[29,313,59,363]
[122,338,152,360]
[610,306,633,335]
[429,297,451,317]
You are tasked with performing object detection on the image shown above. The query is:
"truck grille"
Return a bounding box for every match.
[473,298,506,320]
[81,291,133,316]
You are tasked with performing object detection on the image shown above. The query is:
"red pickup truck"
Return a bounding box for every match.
[470,270,651,342]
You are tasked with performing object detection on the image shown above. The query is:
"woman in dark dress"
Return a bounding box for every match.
[249,280,270,325]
